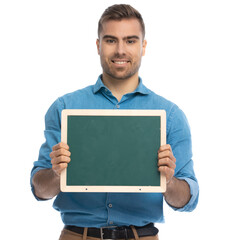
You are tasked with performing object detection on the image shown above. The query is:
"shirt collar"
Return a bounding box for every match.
[93,75,151,95]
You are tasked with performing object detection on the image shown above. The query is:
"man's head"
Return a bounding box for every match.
[98,4,145,40]
[97,4,147,81]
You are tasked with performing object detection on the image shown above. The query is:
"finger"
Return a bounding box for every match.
[158,150,175,162]
[52,162,68,176]
[50,148,71,159]
[158,166,174,183]
[158,144,172,153]
[158,157,176,169]
[51,155,71,165]
[52,142,69,151]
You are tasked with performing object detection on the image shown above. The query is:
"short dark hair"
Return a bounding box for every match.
[98,4,145,39]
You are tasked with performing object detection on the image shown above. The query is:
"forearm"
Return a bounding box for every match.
[163,177,191,208]
[32,168,60,200]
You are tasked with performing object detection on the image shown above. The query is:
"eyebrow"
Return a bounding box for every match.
[102,35,140,40]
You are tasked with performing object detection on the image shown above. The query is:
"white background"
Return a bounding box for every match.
[1,0,240,239]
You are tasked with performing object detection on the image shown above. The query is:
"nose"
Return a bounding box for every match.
[116,41,126,56]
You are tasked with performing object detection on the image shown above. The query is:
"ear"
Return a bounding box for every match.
[142,39,147,56]
[96,39,100,55]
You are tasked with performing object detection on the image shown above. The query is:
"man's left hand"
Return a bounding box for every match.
[157,144,176,184]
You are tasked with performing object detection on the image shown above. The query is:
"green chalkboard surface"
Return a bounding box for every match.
[61,110,166,192]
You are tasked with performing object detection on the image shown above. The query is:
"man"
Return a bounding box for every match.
[31,4,199,240]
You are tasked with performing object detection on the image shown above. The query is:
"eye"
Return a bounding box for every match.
[106,39,116,44]
[127,40,136,44]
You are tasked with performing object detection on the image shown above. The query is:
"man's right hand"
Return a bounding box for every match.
[50,142,71,176]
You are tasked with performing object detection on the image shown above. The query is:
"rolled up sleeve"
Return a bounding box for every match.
[30,97,64,200]
[166,105,199,212]
[170,177,199,212]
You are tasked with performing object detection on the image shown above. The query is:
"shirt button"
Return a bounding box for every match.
[109,221,114,225]
[116,104,120,109]
[108,203,112,208]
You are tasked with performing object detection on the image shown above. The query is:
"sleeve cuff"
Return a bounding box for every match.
[167,177,199,212]
[30,167,49,201]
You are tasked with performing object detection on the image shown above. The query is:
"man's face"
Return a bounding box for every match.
[97,18,147,81]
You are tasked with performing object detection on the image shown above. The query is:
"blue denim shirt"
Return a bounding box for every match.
[31,75,199,227]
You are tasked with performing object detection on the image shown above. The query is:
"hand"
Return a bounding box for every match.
[157,144,176,184]
[50,142,71,176]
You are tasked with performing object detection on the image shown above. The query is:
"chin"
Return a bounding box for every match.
[109,69,137,80]
[112,74,134,81]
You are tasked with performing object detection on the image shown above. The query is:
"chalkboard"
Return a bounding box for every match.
[61,109,166,192]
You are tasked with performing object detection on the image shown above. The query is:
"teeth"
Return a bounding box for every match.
[114,61,127,64]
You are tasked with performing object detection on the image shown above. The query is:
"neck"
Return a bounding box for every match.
[102,72,139,102]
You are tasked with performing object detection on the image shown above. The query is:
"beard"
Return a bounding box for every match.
[100,54,142,80]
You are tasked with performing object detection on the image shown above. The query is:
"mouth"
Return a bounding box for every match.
[111,59,130,65]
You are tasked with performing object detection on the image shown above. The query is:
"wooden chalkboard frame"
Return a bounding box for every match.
[61,109,166,193]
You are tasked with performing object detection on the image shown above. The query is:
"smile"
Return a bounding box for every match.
[114,61,127,64]
[111,59,130,65]
[111,60,130,67]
